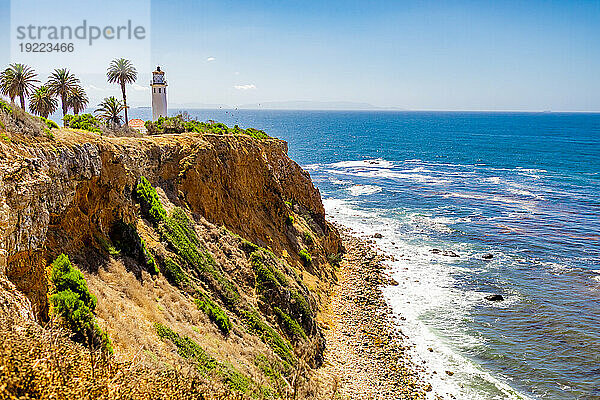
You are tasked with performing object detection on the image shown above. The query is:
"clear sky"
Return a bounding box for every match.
[1,0,599,111]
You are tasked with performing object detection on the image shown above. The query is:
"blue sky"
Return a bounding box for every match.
[1,0,599,111]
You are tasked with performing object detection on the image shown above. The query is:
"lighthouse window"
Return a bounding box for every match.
[153,88,155,93]
[158,88,161,93]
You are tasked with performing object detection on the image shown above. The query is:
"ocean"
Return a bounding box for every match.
[129,109,600,399]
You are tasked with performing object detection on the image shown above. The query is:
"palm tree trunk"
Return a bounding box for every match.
[19,94,25,110]
[61,93,68,127]
[121,82,128,125]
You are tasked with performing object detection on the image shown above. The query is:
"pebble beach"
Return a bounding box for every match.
[318,228,434,399]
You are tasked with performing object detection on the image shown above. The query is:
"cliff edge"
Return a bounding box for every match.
[0,108,343,399]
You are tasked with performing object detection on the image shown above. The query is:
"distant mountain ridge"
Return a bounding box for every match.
[237,100,405,110]
[135,101,405,111]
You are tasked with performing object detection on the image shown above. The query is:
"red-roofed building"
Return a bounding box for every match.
[128,118,147,134]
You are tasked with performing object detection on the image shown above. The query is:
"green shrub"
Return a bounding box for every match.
[0,99,12,115]
[251,251,289,293]
[40,116,59,129]
[299,249,312,266]
[195,291,231,334]
[162,257,188,286]
[240,239,260,254]
[154,323,217,375]
[64,114,102,133]
[49,254,112,354]
[274,307,307,340]
[136,177,239,307]
[155,323,257,393]
[108,221,159,275]
[255,354,287,392]
[159,209,240,307]
[144,114,270,139]
[140,238,159,275]
[0,132,10,142]
[285,215,294,226]
[95,234,121,256]
[302,231,314,246]
[242,310,294,368]
[220,363,253,393]
[135,176,167,222]
[290,290,312,323]
[327,252,342,266]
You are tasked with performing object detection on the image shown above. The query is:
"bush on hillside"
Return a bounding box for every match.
[195,291,231,334]
[64,114,102,133]
[136,176,167,222]
[40,116,59,129]
[144,114,270,139]
[136,176,239,307]
[299,249,312,267]
[49,254,112,354]
[108,220,159,275]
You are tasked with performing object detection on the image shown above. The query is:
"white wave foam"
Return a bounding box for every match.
[325,168,452,185]
[485,177,502,185]
[303,163,321,171]
[329,178,352,186]
[323,198,532,400]
[330,158,394,169]
[347,184,382,196]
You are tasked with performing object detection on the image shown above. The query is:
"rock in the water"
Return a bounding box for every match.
[485,294,504,302]
[373,233,383,238]
[430,248,459,257]
[482,253,494,260]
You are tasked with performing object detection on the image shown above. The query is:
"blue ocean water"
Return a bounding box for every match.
[131,109,600,399]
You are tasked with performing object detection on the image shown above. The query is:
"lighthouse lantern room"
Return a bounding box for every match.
[151,66,168,121]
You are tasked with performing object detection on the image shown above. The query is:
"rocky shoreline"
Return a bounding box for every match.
[317,227,434,399]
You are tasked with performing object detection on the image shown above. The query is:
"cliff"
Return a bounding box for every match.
[0,109,343,399]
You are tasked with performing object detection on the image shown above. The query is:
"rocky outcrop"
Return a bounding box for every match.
[0,130,341,320]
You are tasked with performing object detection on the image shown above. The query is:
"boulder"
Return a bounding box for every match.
[485,294,504,302]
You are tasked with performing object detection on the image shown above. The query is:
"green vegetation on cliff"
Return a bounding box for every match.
[136,176,240,307]
[154,323,266,396]
[195,291,231,334]
[145,114,270,139]
[49,254,112,354]
[64,113,102,133]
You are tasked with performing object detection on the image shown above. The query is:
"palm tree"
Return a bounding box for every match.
[106,58,137,126]
[95,96,124,128]
[47,68,80,126]
[0,64,39,109]
[67,85,89,115]
[0,68,16,103]
[29,86,58,118]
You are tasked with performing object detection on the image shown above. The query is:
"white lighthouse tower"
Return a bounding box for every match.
[151,66,168,121]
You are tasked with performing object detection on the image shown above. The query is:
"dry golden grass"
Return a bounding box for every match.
[0,320,251,400]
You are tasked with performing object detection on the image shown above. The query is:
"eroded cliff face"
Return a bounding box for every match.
[0,129,341,321]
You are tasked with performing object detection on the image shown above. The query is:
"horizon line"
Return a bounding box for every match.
[131,106,600,114]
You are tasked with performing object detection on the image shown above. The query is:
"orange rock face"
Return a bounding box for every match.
[0,130,342,319]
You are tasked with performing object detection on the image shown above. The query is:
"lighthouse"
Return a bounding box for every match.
[151,66,168,121]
